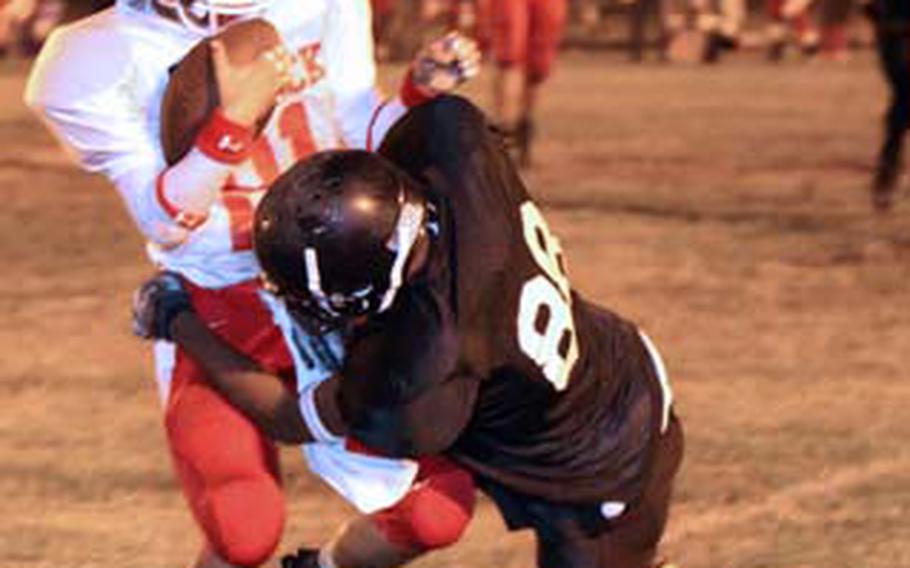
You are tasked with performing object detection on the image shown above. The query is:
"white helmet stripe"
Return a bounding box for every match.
[303,247,333,314]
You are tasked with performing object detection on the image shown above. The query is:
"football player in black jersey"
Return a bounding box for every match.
[866,0,910,210]
[134,96,684,568]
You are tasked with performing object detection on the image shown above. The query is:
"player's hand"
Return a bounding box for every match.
[132,271,194,341]
[211,39,294,128]
[410,31,481,97]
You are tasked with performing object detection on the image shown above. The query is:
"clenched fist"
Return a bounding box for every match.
[410,31,481,97]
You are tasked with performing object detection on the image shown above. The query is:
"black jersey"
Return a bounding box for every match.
[338,98,665,506]
[881,0,910,22]
[869,0,910,28]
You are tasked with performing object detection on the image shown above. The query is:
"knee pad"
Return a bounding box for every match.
[370,459,475,551]
[166,371,285,566]
[204,477,286,566]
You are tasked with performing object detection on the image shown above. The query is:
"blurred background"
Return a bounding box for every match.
[0,0,875,63]
[2,1,909,568]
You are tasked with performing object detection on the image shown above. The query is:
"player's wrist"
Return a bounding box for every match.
[167,309,197,342]
[195,108,256,164]
[400,67,436,108]
[404,32,479,106]
[132,272,195,342]
[218,103,260,130]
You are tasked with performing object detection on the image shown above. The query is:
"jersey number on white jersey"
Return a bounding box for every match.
[224,100,316,250]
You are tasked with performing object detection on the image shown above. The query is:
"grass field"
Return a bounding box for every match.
[2,49,909,568]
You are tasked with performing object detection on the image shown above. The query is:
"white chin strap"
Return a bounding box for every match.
[303,247,331,315]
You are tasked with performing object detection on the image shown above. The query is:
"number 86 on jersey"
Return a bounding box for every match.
[516,202,579,391]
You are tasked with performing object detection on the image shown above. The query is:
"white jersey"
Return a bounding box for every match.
[25,0,407,287]
[26,0,421,512]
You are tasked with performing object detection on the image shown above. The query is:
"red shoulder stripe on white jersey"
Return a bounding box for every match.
[366,99,390,152]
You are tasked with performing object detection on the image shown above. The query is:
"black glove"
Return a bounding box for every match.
[132,271,193,341]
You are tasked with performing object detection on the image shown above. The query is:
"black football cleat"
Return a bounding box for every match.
[493,121,532,169]
[767,39,786,63]
[280,548,321,568]
[702,31,737,64]
[872,159,901,211]
[800,40,820,59]
[515,116,535,169]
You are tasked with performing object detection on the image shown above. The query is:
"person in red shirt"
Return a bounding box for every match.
[476,0,567,167]
[867,0,910,210]
[765,0,819,61]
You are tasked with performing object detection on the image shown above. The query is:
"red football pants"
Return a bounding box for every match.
[479,0,567,84]
[358,443,476,551]
[766,0,812,37]
[161,279,475,565]
[163,279,294,567]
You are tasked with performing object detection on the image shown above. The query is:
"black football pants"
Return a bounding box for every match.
[532,414,684,568]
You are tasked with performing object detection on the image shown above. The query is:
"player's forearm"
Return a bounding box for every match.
[312,372,349,439]
[169,311,345,444]
[341,374,477,457]
[157,150,230,218]
[158,109,256,220]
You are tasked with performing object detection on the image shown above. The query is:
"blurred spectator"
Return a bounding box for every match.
[661,0,711,62]
[699,0,747,62]
[373,0,443,61]
[371,0,397,59]
[573,0,600,31]
[627,0,658,61]
[0,0,32,57]
[0,0,62,57]
[765,0,819,61]
[819,0,853,61]
[867,0,909,210]
[629,0,693,62]
[480,0,567,167]
[26,0,61,51]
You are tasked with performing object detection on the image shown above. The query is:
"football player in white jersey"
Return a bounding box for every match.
[24,1,480,566]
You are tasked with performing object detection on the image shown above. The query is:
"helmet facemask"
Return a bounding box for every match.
[148,0,272,35]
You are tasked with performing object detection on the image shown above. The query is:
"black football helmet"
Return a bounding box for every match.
[254,150,429,330]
